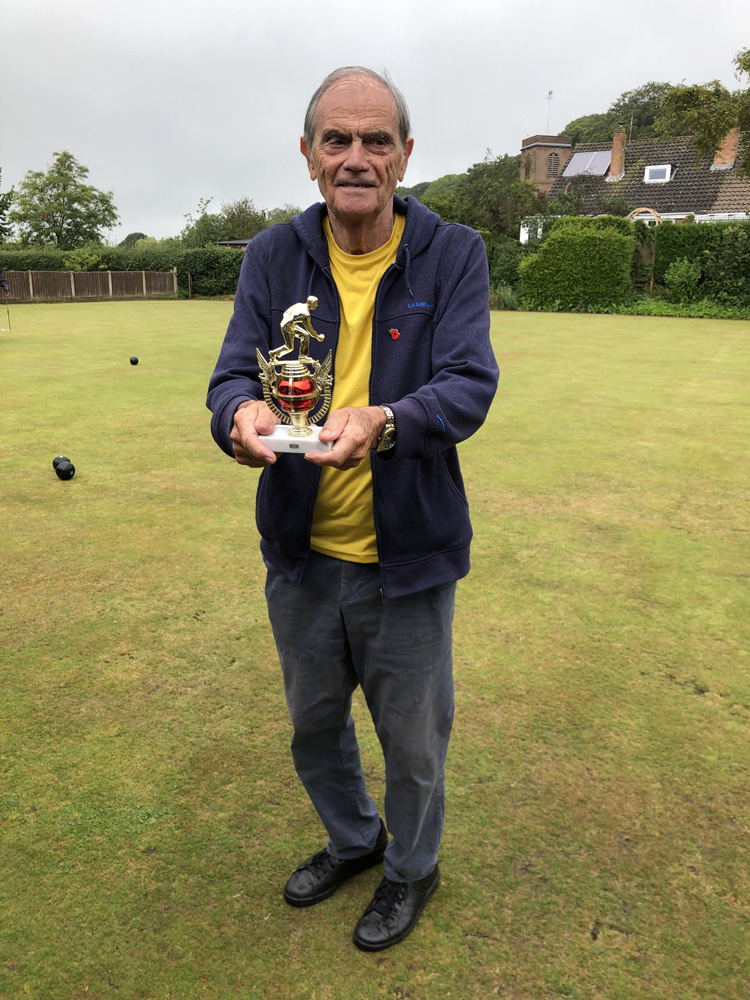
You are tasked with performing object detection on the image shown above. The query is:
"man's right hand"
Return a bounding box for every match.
[230,399,280,467]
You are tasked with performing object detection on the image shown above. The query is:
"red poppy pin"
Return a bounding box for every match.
[389,328,400,340]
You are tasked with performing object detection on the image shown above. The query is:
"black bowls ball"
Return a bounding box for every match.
[52,455,70,469]
[130,356,139,365]
[55,460,75,480]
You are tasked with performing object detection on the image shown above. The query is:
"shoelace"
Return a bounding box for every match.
[301,849,340,875]
[368,878,409,918]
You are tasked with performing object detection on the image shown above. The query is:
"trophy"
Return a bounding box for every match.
[256,296,333,453]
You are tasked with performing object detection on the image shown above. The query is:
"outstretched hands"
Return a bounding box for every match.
[230,402,386,470]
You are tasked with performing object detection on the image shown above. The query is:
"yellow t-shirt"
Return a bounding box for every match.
[309,214,406,563]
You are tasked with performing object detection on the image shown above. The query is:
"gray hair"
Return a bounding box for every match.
[303,66,411,150]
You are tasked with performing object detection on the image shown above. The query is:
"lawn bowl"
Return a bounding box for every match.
[54,460,76,480]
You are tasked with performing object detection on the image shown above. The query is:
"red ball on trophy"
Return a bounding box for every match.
[276,376,316,412]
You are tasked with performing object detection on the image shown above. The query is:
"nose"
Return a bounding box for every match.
[342,139,367,171]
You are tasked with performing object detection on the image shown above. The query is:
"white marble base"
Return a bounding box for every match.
[260,424,332,454]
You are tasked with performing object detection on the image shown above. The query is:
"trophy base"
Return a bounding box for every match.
[260,424,332,454]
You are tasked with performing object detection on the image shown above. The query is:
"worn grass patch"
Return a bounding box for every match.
[2,303,749,999]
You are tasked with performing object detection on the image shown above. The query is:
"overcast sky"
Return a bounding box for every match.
[3,0,748,243]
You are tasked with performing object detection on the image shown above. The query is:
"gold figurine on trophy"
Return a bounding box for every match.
[256,296,333,453]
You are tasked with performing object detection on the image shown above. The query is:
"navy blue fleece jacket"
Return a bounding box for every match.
[207,196,499,599]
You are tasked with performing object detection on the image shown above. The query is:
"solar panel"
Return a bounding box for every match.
[562,150,612,177]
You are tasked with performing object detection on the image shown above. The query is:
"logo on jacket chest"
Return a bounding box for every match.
[407,301,433,310]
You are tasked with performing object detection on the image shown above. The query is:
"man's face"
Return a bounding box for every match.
[301,76,413,228]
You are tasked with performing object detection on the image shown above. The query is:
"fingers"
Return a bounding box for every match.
[231,400,279,467]
[305,407,384,469]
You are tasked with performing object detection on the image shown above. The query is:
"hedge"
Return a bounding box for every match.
[487,236,528,290]
[0,245,245,297]
[519,226,634,311]
[700,223,750,306]
[652,221,724,283]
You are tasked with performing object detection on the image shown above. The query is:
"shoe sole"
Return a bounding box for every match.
[352,869,441,952]
[283,846,386,908]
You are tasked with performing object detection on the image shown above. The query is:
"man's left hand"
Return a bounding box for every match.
[305,406,386,470]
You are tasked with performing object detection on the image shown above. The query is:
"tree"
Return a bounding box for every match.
[563,82,673,145]
[656,47,750,174]
[118,231,148,248]
[180,196,269,245]
[9,151,118,248]
[395,180,431,200]
[563,112,612,146]
[451,153,543,239]
[0,169,13,243]
[180,197,223,247]
[609,82,674,139]
[219,197,267,240]
[265,204,302,226]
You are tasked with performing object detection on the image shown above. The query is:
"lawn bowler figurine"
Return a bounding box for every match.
[256,299,333,453]
[271,296,324,362]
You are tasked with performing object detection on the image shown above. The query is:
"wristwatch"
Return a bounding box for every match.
[376,405,397,452]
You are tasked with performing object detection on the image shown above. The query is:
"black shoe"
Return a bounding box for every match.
[283,820,388,908]
[352,864,440,952]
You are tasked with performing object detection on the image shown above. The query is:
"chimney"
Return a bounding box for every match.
[609,123,626,180]
[711,127,739,170]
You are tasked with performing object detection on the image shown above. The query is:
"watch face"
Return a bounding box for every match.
[378,427,396,451]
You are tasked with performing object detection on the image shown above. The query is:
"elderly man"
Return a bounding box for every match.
[207,66,498,951]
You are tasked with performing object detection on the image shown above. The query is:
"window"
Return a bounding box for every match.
[547,153,559,178]
[644,164,673,183]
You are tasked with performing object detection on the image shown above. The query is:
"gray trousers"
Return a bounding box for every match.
[265,550,456,882]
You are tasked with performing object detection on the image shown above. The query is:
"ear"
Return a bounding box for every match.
[300,137,317,181]
[398,138,414,183]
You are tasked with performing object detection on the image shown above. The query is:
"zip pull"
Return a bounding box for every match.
[380,588,387,604]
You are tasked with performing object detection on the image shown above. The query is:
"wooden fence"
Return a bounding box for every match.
[3,269,178,301]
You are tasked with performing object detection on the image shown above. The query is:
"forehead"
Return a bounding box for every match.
[314,77,400,138]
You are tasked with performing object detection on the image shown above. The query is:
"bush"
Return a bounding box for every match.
[653,220,724,283]
[488,237,526,289]
[701,223,750,306]
[664,257,702,302]
[615,296,750,320]
[550,214,635,238]
[489,283,521,310]
[66,246,105,272]
[519,226,634,311]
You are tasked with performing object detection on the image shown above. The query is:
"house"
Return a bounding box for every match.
[519,127,750,239]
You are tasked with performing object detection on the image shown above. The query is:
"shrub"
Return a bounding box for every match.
[488,237,526,289]
[550,214,635,238]
[701,223,750,306]
[519,226,634,311]
[653,220,724,283]
[664,257,702,302]
[489,283,521,311]
[66,246,105,272]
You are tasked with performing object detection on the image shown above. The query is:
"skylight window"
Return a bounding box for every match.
[644,164,673,183]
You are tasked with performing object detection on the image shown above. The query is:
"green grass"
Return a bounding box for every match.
[1,303,749,999]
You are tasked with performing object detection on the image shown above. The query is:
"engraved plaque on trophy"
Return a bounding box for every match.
[256,296,333,453]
